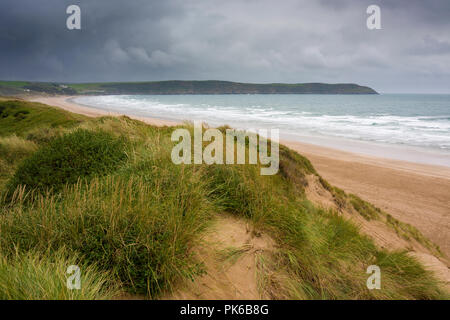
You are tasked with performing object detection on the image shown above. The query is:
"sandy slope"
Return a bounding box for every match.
[284,140,450,260]
[28,96,450,260]
[168,214,275,299]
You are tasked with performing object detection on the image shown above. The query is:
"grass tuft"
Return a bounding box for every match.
[0,248,120,300]
[6,129,128,196]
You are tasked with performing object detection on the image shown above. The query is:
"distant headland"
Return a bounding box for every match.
[0,80,378,96]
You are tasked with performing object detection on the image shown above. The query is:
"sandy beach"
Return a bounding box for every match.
[29,96,450,259]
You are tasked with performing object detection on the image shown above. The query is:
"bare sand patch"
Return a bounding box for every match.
[168,214,275,300]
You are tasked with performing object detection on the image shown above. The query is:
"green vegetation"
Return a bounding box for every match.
[1,175,212,297]
[0,249,119,300]
[0,99,85,137]
[0,80,378,96]
[385,213,440,254]
[0,99,446,300]
[218,245,252,266]
[0,135,37,187]
[349,193,381,220]
[0,81,76,95]
[6,129,127,195]
[205,161,445,299]
[70,80,378,95]
[0,81,29,88]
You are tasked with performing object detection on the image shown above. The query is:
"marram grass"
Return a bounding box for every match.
[0,249,120,300]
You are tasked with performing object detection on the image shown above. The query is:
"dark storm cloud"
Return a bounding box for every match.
[1,0,450,93]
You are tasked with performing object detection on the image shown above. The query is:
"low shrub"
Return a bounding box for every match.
[6,129,127,195]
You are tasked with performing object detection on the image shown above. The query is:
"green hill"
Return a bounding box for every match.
[0,80,378,96]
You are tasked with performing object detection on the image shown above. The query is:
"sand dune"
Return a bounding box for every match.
[29,96,450,261]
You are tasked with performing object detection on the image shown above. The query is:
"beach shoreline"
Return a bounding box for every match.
[27,95,450,258]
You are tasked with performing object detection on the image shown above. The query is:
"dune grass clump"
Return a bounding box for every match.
[0,135,38,164]
[6,129,128,195]
[0,168,213,297]
[348,194,381,220]
[384,214,441,255]
[25,127,65,145]
[0,135,38,187]
[0,249,120,300]
[371,250,445,299]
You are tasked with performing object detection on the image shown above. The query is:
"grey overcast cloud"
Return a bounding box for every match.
[1,0,450,93]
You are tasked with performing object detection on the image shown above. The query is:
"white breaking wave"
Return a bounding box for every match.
[74,95,450,151]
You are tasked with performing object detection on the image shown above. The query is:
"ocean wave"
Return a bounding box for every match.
[74,95,450,152]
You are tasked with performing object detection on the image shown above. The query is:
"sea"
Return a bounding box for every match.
[73,94,450,167]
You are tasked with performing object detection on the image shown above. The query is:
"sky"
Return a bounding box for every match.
[1,0,450,93]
